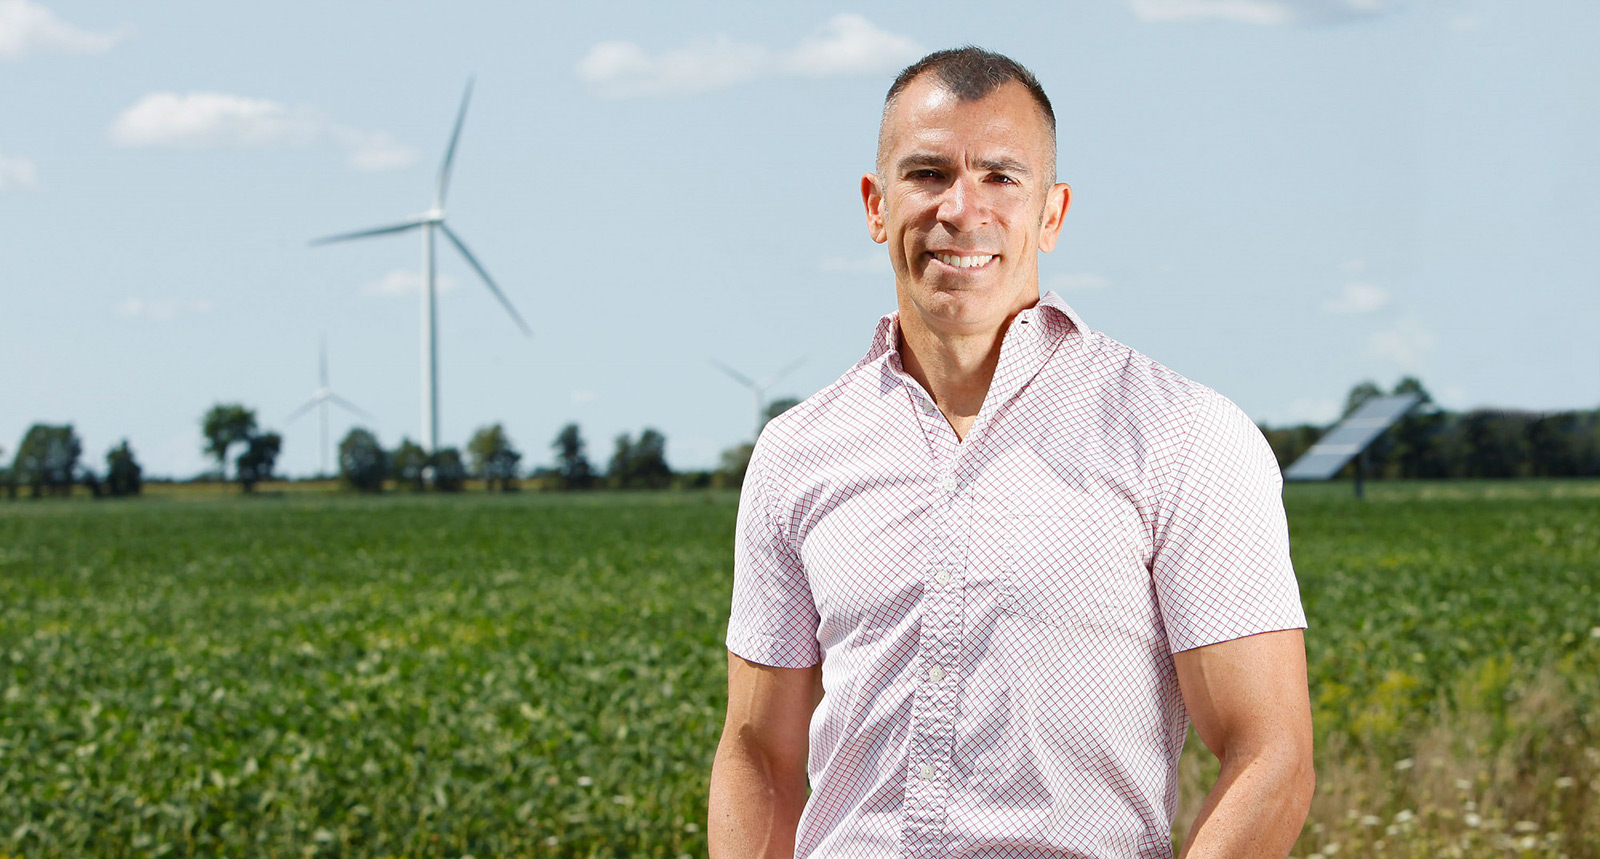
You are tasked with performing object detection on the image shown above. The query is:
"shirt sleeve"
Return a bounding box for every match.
[725,441,822,668]
[1150,391,1307,653]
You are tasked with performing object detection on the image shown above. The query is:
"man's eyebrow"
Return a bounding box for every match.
[895,152,955,173]
[893,152,1033,177]
[975,157,1031,177]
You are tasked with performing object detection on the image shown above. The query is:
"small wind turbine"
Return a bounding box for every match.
[286,337,373,477]
[712,357,805,441]
[311,77,530,455]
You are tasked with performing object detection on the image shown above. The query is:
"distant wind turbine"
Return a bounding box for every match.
[311,77,530,455]
[712,357,805,441]
[285,337,373,476]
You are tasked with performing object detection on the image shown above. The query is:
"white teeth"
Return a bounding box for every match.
[934,253,994,269]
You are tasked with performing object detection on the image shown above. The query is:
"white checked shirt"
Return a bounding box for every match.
[727,292,1306,858]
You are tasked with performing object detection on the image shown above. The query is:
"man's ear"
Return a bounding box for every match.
[1037,182,1072,253]
[861,173,888,244]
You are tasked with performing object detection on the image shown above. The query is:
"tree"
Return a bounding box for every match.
[763,397,801,434]
[105,440,143,497]
[11,424,82,498]
[235,431,282,493]
[609,428,673,490]
[431,447,467,492]
[392,438,430,491]
[716,442,755,489]
[1391,376,1433,406]
[1341,380,1384,419]
[202,404,257,480]
[1463,410,1531,478]
[551,423,596,490]
[339,427,388,492]
[468,423,522,492]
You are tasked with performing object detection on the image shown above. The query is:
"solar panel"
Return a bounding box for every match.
[1283,393,1422,482]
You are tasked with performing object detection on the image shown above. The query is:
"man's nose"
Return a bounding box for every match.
[936,174,990,232]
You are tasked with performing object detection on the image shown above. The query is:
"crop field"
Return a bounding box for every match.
[2,482,1598,857]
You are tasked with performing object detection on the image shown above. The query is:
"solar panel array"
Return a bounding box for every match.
[1283,393,1422,481]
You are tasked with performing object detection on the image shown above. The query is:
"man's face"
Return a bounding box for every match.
[863,76,1070,337]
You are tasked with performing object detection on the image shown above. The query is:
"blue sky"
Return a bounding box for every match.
[4,0,1597,478]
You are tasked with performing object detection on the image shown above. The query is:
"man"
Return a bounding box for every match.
[709,47,1313,859]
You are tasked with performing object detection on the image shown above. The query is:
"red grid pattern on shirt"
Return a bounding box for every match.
[727,293,1306,859]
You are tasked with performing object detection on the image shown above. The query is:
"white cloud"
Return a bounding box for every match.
[360,269,460,299]
[0,151,39,192]
[571,389,600,406]
[1285,396,1340,425]
[328,126,419,172]
[577,14,923,99]
[0,0,127,61]
[780,14,925,77]
[1321,281,1389,314]
[1128,0,1390,26]
[115,297,215,322]
[820,253,889,274]
[108,92,417,171]
[1047,272,1112,292]
[577,36,766,99]
[1368,319,1434,369]
[109,92,322,148]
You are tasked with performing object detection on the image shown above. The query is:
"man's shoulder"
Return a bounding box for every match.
[758,354,887,451]
[1064,325,1230,423]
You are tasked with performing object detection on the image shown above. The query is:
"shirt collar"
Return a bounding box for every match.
[861,290,1087,366]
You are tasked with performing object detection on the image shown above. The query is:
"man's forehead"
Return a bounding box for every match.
[881,77,1052,151]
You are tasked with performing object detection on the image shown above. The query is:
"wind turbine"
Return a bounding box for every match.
[310,78,530,455]
[285,336,373,477]
[712,357,805,441]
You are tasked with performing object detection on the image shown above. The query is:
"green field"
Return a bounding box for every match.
[2,483,1598,857]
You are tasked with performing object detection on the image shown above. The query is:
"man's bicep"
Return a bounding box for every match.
[723,650,818,768]
[1173,629,1312,761]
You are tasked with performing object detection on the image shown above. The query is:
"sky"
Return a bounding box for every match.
[4,0,1597,478]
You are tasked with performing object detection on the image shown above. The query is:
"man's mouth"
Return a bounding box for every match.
[930,252,996,269]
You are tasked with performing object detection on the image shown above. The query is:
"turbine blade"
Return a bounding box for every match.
[326,393,375,421]
[319,336,329,388]
[285,399,320,425]
[435,77,475,208]
[711,359,757,390]
[439,222,532,337]
[309,217,427,246]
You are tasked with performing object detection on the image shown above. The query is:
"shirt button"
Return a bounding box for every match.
[933,569,951,586]
[918,762,935,780]
[940,474,958,492]
[928,665,945,682]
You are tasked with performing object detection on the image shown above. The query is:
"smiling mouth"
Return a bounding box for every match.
[930,252,996,269]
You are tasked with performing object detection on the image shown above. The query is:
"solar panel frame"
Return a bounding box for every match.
[1283,393,1422,481]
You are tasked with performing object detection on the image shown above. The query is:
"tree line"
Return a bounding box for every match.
[8,380,1594,499]
[1,399,789,498]
[1261,377,1600,479]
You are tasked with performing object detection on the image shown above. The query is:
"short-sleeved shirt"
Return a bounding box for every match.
[727,292,1306,858]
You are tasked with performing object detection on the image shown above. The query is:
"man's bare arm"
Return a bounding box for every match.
[708,652,820,858]
[1175,628,1315,859]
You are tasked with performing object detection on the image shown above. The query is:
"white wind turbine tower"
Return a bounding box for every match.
[285,336,374,476]
[311,78,530,455]
[712,357,805,441]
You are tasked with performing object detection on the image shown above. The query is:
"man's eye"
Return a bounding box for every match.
[908,169,941,180]
[990,174,1017,185]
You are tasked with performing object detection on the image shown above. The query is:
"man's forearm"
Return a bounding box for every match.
[1180,745,1314,859]
[708,731,808,859]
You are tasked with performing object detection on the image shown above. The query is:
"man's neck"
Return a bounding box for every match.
[897,313,1016,441]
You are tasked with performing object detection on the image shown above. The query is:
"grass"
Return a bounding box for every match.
[2,481,1597,856]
